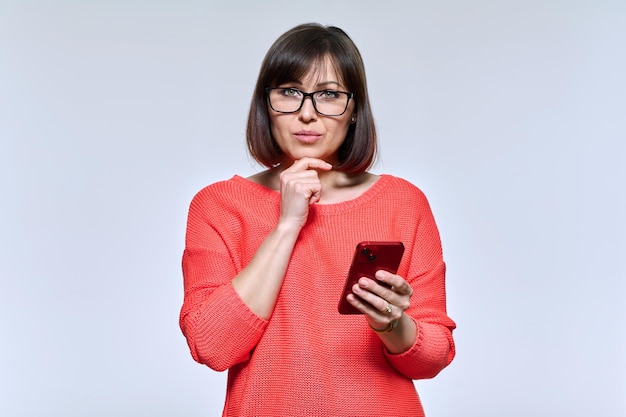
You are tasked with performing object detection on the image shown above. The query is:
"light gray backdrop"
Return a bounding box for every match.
[1,1,624,416]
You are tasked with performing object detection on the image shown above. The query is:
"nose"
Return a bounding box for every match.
[298,96,318,122]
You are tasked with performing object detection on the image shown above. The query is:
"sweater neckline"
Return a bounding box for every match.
[231,174,393,214]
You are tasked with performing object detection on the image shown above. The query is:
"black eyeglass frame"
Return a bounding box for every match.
[265,87,354,117]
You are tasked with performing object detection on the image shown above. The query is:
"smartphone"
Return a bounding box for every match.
[337,241,405,315]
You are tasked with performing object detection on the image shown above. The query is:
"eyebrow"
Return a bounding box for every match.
[316,81,344,89]
[277,80,346,91]
[279,80,345,90]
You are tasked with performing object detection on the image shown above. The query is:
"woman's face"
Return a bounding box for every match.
[268,59,355,167]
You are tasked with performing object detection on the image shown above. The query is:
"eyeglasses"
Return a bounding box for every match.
[265,87,354,116]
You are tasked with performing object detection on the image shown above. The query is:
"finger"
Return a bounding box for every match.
[308,189,322,205]
[345,293,372,313]
[280,171,321,194]
[375,270,413,296]
[357,277,412,314]
[300,181,323,205]
[357,277,396,303]
[286,158,333,173]
[347,291,400,326]
[352,283,395,315]
[281,172,326,205]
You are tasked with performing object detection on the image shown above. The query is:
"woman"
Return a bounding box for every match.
[180,23,456,416]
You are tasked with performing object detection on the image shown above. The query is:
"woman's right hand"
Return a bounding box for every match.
[278,158,333,229]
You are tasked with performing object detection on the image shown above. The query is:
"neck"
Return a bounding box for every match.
[247,165,377,204]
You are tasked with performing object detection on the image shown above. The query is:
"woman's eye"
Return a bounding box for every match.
[283,88,301,97]
[319,90,339,99]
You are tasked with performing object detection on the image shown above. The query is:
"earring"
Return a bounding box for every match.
[351,115,357,124]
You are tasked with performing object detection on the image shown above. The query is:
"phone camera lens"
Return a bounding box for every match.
[361,248,370,256]
[368,253,376,261]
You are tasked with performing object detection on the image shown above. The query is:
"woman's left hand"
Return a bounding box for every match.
[347,270,417,352]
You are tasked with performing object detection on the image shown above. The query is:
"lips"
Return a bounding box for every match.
[293,130,322,144]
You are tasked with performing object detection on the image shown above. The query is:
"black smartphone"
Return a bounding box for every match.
[337,241,405,315]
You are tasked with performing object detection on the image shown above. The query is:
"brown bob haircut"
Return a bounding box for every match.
[246,23,377,174]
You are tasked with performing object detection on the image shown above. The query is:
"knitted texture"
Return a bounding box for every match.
[180,174,456,416]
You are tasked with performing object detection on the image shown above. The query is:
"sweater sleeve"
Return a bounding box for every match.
[179,187,268,371]
[384,262,456,379]
[384,182,456,379]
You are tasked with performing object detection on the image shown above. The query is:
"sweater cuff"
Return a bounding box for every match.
[186,283,268,370]
[384,318,453,380]
[216,283,268,331]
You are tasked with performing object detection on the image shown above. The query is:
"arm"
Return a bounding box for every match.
[180,159,332,370]
[232,158,332,319]
[344,183,456,379]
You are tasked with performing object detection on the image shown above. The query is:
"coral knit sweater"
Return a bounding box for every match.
[180,174,456,417]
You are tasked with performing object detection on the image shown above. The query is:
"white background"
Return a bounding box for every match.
[1,1,624,416]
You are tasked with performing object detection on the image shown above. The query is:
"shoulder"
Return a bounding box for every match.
[380,174,429,203]
[190,176,239,205]
[188,176,251,212]
[374,175,438,223]
[187,175,279,221]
